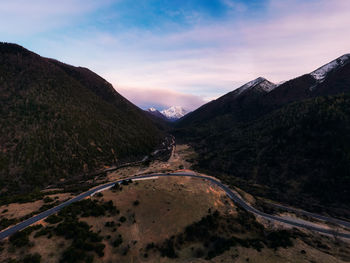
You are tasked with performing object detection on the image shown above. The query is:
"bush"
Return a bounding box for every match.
[22,253,41,263]
[159,238,177,258]
[104,221,115,227]
[121,179,133,186]
[58,199,117,218]
[55,216,105,262]
[111,183,121,191]
[113,234,123,247]
[45,214,62,224]
[43,197,54,203]
[9,225,42,247]
[0,218,17,231]
[266,230,293,249]
[9,231,30,247]
[34,227,51,238]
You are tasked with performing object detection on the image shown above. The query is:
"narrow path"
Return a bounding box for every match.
[1,172,349,240]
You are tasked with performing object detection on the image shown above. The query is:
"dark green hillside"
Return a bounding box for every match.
[178,78,274,131]
[185,94,350,216]
[174,56,350,217]
[0,43,162,194]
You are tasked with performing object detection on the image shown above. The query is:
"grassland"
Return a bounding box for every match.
[1,175,350,263]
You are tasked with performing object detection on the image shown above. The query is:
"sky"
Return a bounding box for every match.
[1,0,350,111]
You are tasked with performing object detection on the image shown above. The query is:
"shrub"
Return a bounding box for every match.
[9,225,42,247]
[9,230,30,247]
[45,214,62,224]
[43,197,54,203]
[22,253,41,263]
[113,234,123,247]
[266,230,293,249]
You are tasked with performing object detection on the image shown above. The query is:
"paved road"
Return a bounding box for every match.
[266,202,350,229]
[1,172,350,240]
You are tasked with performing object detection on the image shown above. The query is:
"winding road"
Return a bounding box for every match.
[1,172,350,240]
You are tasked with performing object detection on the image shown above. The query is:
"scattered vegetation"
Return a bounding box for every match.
[57,199,118,218]
[154,209,294,259]
[9,225,42,248]
[0,218,18,231]
[44,214,62,224]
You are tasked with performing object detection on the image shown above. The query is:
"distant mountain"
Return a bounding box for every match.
[175,54,350,217]
[0,43,162,194]
[147,107,168,120]
[160,106,188,121]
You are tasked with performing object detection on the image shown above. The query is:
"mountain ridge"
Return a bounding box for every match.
[174,53,350,217]
[0,42,162,195]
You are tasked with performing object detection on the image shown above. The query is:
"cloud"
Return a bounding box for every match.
[117,86,206,111]
[2,0,350,110]
[0,0,112,35]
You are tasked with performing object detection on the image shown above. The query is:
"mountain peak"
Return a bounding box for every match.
[234,77,276,95]
[161,106,188,121]
[0,42,32,56]
[311,54,350,82]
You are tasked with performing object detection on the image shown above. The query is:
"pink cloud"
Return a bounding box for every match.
[19,0,350,110]
[116,86,206,111]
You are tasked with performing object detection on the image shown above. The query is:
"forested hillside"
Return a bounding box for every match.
[175,55,350,217]
[0,43,162,195]
[187,95,350,216]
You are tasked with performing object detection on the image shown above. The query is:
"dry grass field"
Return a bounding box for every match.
[1,175,350,263]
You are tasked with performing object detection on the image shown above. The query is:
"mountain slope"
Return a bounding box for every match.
[174,54,350,217]
[178,54,350,132]
[146,107,168,120]
[0,43,162,194]
[177,77,276,135]
[263,54,350,109]
[144,108,171,131]
[193,94,350,216]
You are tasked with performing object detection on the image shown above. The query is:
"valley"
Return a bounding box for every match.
[1,43,350,262]
[1,143,350,262]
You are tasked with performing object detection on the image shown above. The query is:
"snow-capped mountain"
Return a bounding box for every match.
[311,54,350,82]
[161,106,188,121]
[234,77,276,96]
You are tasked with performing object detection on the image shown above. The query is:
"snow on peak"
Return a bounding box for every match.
[311,54,350,81]
[258,79,277,92]
[161,106,188,120]
[234,77,276,95]
[148,107,157,112]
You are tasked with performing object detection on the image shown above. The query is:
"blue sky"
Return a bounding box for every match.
[1,0,350,110]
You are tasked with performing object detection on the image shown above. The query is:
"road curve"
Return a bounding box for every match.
[1,172,350,240]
